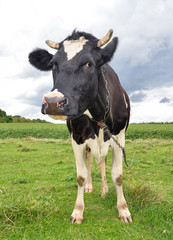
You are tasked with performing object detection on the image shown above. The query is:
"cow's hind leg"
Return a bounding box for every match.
[111,129,133,222]
[71,139,87,224]
[99,157,108,198]
[85,146,93,193]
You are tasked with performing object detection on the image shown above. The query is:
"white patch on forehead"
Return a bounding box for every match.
[63,37,88,60]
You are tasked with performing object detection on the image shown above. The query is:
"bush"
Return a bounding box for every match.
[0,116,13,123]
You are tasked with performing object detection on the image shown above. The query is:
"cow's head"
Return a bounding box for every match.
[29,29,118,120]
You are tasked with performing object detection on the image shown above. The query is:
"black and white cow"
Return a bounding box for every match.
[29,29,132,223]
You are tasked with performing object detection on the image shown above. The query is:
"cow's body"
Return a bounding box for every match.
[29,29,132,223]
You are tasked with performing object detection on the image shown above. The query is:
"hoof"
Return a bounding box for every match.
[70,215,83,224]
[85,185,93,193]
[120,215,133,223]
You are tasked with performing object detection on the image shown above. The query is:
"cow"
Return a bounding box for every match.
[28,29,132,223]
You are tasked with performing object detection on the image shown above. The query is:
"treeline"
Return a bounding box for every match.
[0,109,47,123]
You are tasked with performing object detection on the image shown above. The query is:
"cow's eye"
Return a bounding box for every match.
[86,61,93,68]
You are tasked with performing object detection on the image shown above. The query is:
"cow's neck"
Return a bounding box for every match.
[88,67,110,122]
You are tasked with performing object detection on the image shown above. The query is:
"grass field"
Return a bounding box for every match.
[0,123,173,139]
[0,123,173,239]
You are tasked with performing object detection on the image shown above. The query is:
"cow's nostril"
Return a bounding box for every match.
[58,98,67,109]
[41,95,68,116]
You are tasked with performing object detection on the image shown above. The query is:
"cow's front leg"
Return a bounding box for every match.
[111,130,133,223]
[85,146,93,193]
[71,139,88,224]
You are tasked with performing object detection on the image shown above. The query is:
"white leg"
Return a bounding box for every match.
[99,157,108,198]
[71,139,87,224]
[85,146,93,193]
[111,129,132,222]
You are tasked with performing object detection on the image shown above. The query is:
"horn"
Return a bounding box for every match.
[45,40,60,50]
[97,29,113,48]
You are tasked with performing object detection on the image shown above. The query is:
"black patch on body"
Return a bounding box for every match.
[67,115,97,144]
[67,115,111,145]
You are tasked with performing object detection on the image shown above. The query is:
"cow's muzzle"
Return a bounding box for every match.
[41,90,68,120]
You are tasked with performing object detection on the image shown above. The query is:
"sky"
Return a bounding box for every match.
[0,0,173,123]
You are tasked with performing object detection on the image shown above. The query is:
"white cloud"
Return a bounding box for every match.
[0,0,173,122]
[130,86,173,123]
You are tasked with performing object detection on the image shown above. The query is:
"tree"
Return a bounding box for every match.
[0,109,6,117]
[0,108,49,123]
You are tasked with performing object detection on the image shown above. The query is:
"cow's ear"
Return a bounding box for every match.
[28,49,53,71]
[98,37,118,66]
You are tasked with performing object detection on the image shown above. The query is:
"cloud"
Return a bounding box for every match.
[114,0,173,64]
[112,47,173,94]
[160,97,170,103]
[17,65,50,80]
[130,92,145,103]
[16,74,53,105]
[130,86,173,123]
[17,80,51,107]
[0,0,173,122]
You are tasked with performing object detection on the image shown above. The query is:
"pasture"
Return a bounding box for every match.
[0,123,173,239]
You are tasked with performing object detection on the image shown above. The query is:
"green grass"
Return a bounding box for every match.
[0,123,173,139]
[126,124,173,139]
[0,133,173,239]
[0,123,69,139]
